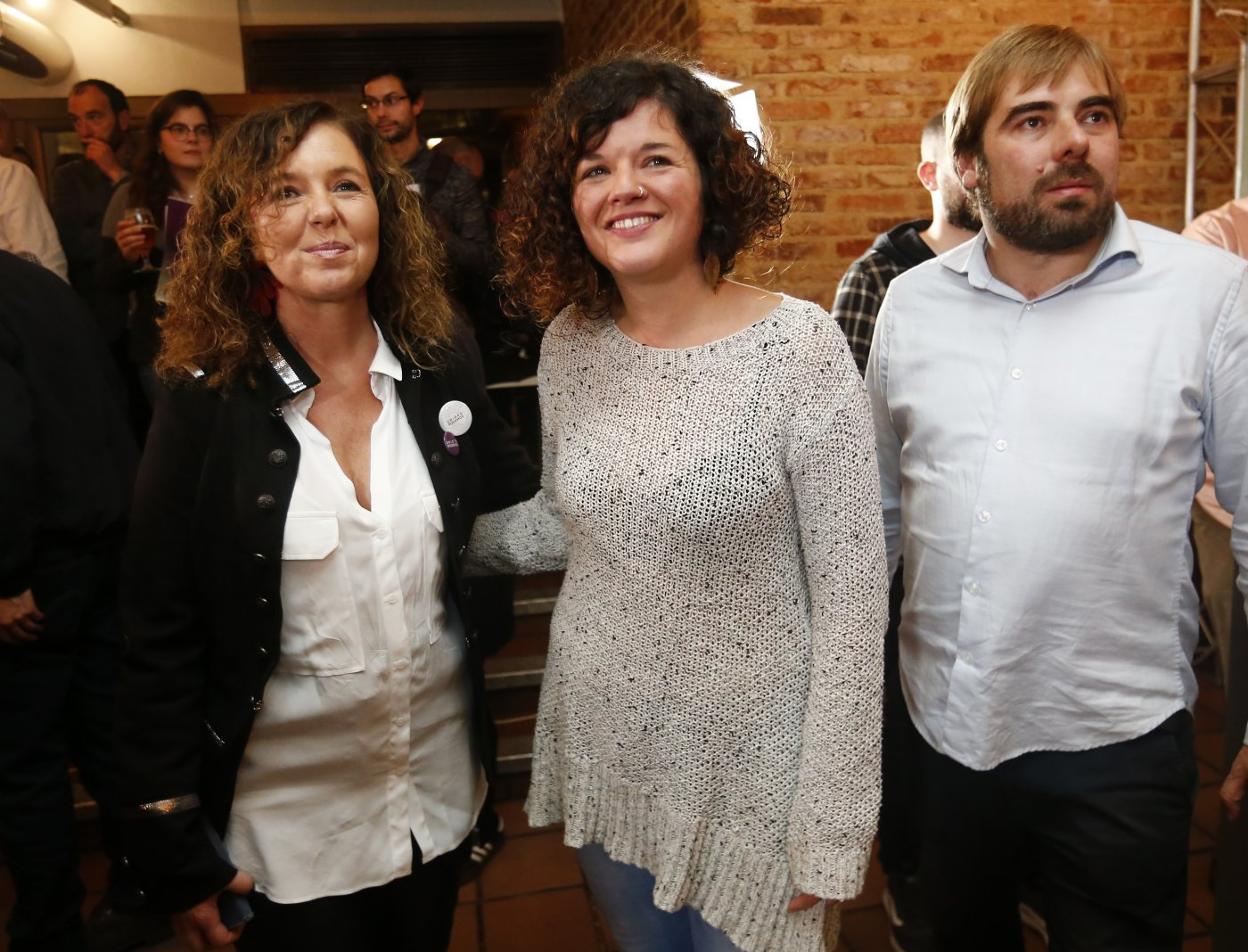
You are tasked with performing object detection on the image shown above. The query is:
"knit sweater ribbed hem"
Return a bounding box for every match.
[527,751,853,952]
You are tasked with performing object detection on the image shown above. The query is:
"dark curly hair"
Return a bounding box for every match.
[157,100,452,388]
[500,49,791,322]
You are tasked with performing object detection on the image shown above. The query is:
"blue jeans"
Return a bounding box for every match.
[577,844,742,952]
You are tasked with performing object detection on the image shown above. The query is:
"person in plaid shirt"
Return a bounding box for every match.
[830,111,978,952]
[833,112,979,374]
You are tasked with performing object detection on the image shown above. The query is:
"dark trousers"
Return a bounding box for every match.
[236,840,463,951]
[879,570,923,879]
[920,710,1197,952]
[0,544,125,952]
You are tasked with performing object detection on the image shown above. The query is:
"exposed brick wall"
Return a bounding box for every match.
[562,0,700,64]
[560,1,1239,308]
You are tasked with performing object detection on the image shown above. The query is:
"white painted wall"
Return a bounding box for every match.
[0,0,246,98]
[238,0,563,26]
[0,0,564,100]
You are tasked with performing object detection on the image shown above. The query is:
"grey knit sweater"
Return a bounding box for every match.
[469,294,888,952]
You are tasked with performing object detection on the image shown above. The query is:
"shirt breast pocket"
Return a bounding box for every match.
[277,512,365,676]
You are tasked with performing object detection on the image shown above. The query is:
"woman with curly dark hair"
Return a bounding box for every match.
[99,89,217,405]
[115,100,538,951]
[474,50,889,952]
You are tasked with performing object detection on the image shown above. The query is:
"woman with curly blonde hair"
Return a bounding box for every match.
[473,50,889,952]
[116,100,538,951]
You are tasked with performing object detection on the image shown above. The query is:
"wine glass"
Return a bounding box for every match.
[124,206,159,273]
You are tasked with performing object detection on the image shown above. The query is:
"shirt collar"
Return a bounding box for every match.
[259,319,401,407]
[944,202,1141,300]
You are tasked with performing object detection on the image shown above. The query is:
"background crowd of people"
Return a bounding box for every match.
[1,21,1247,952]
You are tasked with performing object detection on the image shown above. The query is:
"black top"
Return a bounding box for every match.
[0,251,137,597]
[116,319,539,911]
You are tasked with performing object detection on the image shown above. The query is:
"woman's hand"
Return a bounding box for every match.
[787,892,824,913]
[171,869,255,950]
[1223,744,1248,821]
[114,218,152,264]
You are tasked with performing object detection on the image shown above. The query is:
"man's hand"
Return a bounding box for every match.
[83,138,126,183]
[1222,744,1248,821]
[171,870,254,951]
[0,589,44,645]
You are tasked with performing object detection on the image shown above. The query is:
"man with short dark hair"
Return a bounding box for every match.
[867,24,1248,951]
[835,111,980,373]
[51,80,133,334]
[360,66,491,291]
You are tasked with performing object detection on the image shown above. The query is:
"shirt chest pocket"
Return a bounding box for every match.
[277,512,366,676]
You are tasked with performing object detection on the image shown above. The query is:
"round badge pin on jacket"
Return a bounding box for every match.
[439,401,471,456]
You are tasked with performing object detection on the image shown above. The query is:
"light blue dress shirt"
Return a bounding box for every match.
[867,205,1248,768]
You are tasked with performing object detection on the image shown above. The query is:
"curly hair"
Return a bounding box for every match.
[130,89,217,219]
[499,49,791,322]
[157,100,453,388]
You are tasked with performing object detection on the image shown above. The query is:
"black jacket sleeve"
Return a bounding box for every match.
[0,322,37,597]
[116,384,236,911]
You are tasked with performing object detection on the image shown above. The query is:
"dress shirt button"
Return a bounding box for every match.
[977,510,992,524]
[965,579,980,595]
[256,596,270,609]
[1025,303,1034,311]
[384,593,399,606]
[255,493,276,511]
[430,451,445,468]
[267,449,288,467]
[395,656,409,670]
[1010,367,1023,380]
[994,439,1008,452]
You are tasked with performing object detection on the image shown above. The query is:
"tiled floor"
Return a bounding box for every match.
[0,668,1232,952]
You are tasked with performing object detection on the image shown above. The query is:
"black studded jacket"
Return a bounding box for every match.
[116,320,539,912]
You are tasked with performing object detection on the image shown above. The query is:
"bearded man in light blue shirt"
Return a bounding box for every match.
[866,24,1248,952]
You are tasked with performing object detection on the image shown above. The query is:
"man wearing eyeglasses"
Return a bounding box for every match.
[361,65,492,295]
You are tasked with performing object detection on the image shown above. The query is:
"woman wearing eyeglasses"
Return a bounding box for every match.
[99,89,217,409]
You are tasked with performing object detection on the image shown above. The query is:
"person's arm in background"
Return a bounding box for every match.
[830,253,890,377]
[1204,266,1248,818]
[431,164,495,289]
[0,161,68,281]
[0,320,44,644]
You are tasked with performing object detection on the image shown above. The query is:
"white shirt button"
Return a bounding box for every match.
[994,439,1008,452]
[1010,367,1023,380]
[384,593,399,605]
[1025,303,1034,311]
[965,579,980,595]
[394,656,409,670]
[978,510,992,523]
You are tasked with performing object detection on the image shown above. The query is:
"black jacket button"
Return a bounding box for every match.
[270,407,283,419]
[460,582,472,599]
[450,496,461,510]
[252,552,268,564]
[256,596,270,609]
[250,697,263,711]
[267,449,288,467]
[258,646,269,658]
[430,451,444,467]
[457,544,467,558]
[256,494,276,510]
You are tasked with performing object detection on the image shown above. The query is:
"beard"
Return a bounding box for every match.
[376,115,413,144]
[942,182,981,232]
[974,157,1114,254]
